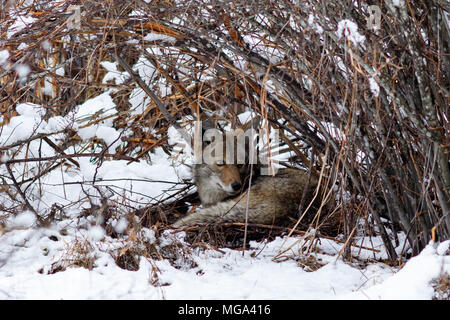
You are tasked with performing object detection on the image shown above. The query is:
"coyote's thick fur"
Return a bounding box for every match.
[172,121,320,228]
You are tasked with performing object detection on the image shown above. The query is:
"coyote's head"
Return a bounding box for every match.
[192,118,260,206]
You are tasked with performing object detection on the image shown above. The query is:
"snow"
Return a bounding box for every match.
[0,103,46,146]
[143,32,177,43]
[41,40,51,51]
[87,226,105,241]
[112,218,128,234]
[393,0,405,7]
[307,14,324,34]
[128,55,158,115]
[342,242,450,299]
[437,240,450,256]
[100,61,129,85]
[6,14,36,39]
[7,211,36,229]
[75,91,117,123]
[14,64,31,80]
[0,225,448,299]
[0,50,9,66]
[336,19,365,46]
[368,77,380,97]
[15,102,43,118]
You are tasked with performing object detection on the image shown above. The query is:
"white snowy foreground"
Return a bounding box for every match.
[0,222,448,299]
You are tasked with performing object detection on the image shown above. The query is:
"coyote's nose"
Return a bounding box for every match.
[231,182,242,191]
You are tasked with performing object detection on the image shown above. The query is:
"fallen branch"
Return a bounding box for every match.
[1,152,137,164]
[5,163,41,223]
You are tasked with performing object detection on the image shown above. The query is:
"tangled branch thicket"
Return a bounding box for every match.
[0,0,448,262]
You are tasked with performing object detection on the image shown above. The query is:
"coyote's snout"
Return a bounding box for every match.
[172,119,322,228]
[192,118,260,207]
[193,161,249,207]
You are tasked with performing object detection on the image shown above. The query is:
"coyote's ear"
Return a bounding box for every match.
[197,118,220,147]
[201,119,216,134]
[202,119,215,146]
[240,115,261,132]
[193,118,214,140]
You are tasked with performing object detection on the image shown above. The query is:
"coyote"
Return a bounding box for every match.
[172,120,322,228]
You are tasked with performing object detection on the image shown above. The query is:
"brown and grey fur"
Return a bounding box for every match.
[172,167,319,227]
[172,119,320,228]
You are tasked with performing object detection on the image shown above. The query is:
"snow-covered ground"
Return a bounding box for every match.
[0,223,448,299]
